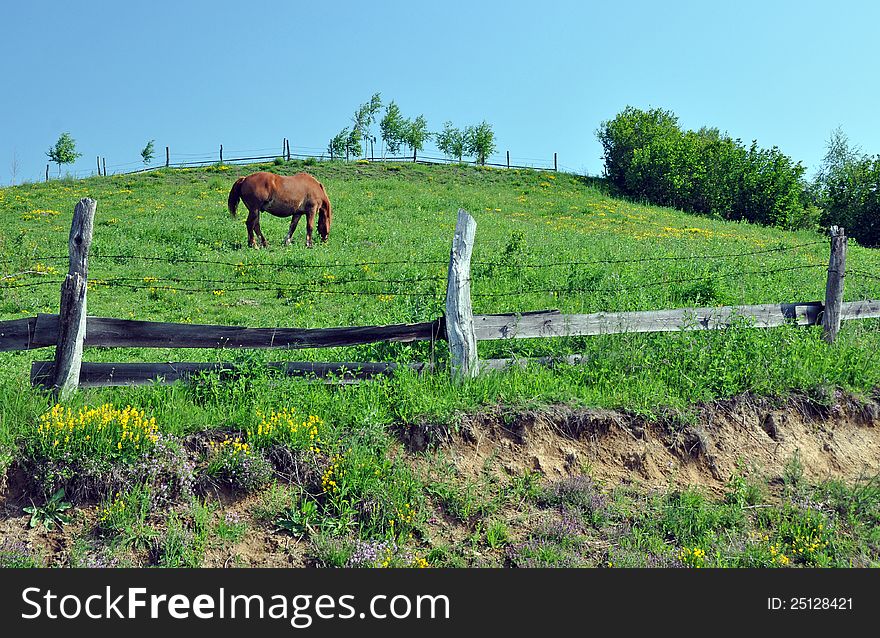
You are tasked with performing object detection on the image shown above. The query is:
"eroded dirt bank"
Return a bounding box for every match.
[402,391,880,491]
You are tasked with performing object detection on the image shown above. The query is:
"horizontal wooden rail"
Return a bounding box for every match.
[30,355,584,388]
[0,316,39,352]
[5,314,443,351]
[31,360,434,387]
[473,300,880,341]
[3,300,878,355]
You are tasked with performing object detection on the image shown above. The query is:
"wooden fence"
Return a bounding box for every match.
[72,140,558,180]
[1,199,879,398]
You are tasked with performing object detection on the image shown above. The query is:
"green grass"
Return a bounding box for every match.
[1,160,879,568]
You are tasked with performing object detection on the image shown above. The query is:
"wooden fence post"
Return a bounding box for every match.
[102,157,106,177]
[822,225,847,343]
[52,198,96,400]
[220,144,223,164]
[45,165,49,182]
[166,146,170,167]
[554,152,557,171]
[96,156,101,176]
[506,150,510,169]
[445,209,478,380]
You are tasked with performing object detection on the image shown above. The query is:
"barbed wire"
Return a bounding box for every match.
[469,264,827,298]
[848,269,880,282]
[90,280,443,298]
[0,279,63,290]
[95,274,445,287]
[3,263,866,304]
[0,253,450,268]
[89,254,450,269]
[0,240,827,272]
[471,240,828,269]
[70,263,827,298]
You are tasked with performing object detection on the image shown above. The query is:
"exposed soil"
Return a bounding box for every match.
[409,391,880,493]
[2,390,879,566]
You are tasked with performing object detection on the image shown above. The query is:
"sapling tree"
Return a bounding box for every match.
[436,122,467,162]
[380,101,407,156]
[328,128,350,159]
[403,115,430,159]
[141,140,155,165]
[46,132,82,176]
[351,93,382,158]
[466,121,496,165]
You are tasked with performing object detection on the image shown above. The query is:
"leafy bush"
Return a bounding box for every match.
[22,403,195,501]
[597,106,810,229]
[815,128,880,246]
[199,436,273,492]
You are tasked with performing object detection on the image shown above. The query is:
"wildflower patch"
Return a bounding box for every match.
[35,403,159,463]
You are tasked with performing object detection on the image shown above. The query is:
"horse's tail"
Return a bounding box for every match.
[227,177,245,217]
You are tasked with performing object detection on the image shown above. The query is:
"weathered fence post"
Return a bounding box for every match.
[822,225,847,343]
[96,156,101,176]
[45,165,49,182]
[102,157,106,177]
[52,198,96,400]
[554,152,557,171]
[506,150,510,169]
[445,209,478,380]
[220,144,223,164]
[165,146,170,167]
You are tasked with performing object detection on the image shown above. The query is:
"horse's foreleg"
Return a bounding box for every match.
[305,210,315,248]
[284,214,302,246]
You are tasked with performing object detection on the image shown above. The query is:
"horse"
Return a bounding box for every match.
[227,172,332,248]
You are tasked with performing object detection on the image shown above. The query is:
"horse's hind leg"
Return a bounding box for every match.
[253,212,269,248]
[245,209,259,248]
[245,205,268,249]
[284,214,303,246]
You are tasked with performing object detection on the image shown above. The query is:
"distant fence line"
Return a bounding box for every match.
[1,199,878,399]
[46,139,559,182]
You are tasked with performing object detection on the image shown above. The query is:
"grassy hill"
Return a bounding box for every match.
[1,160,879,568]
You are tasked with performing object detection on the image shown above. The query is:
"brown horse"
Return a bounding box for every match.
[227,172,332,248]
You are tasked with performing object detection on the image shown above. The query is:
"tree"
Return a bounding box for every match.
[403,115,430,159]
[141,140,155,165]
[380,101,407,156]
[816,128,880,246]
[436,122,467,162]
[46,132,82,176]
[9,148,19,186]
[328,128,350,159]
[596,106,680,188]
[465,121,496,165]
[351,93,382,158]
[346,127,363,159]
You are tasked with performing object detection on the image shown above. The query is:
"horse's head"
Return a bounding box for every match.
[318,194,332,242]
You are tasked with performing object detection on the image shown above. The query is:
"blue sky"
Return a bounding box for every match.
[1,0,878,185]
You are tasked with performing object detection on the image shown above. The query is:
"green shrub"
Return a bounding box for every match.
[597,106,809,229]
